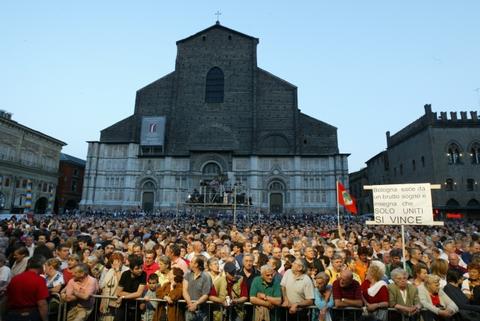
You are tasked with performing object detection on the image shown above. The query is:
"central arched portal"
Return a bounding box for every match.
[269,180,285,214]
[142,181,156,213]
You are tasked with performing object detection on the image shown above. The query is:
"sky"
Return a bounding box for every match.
[1,1,479,172]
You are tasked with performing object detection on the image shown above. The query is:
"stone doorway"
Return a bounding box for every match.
[269,193,283,214]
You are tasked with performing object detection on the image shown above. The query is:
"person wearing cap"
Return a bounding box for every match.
[220,261,248,321]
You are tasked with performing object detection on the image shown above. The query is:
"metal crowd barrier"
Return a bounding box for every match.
[47,294,423,321]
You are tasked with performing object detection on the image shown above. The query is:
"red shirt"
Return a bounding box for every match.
[332,279,362,301]
[360,279,389,304]
[63,268,74,285]
[143,262,159,280]
[7,270,49,309]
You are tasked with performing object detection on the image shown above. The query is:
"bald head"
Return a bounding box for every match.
[339,269,353,287]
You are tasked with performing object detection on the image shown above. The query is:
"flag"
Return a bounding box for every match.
[337,181,357,214]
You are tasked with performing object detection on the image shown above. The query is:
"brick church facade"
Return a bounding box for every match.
[80,23,349,214]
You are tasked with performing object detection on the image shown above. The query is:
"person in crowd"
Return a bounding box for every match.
[56,244,71,270]
[5,256,49,321]
[115,255,147,321]
[412,262,429,287]
[355,246,370,282]
[240,253,259,321]
[99,252,129,321]
[418,274,458,321]
[388,268,421,321]
[61,263,99,321]
[332,269,363,321]
[250,264,282,321]
[430,259,449,289]
[325,253,344,285]
[140,273,159,321]
[182,255,211,321]
[303,246,324,274]
[361,263,389,321]
[462,241,480,265]
[406,247,424,279]
[143,249,160,281]
[462,262,480,300]
[443,270,480,320]
[0,253,12,318]
[220,261,248,321]
[281,259,314,321]
[43,258,64,295]
[448,253,467,275]
[344,256,362,283]
[63,254,80,287]
[422,250,435,271]
[155,267,184,321]
[441,239,467,268]
[312,272,334,321]
[385,248,403,279]
[207,257,227,321]
[86,255,104,280]
[11,246,29,276]
[155,255,172,287]
[167,244,189,274]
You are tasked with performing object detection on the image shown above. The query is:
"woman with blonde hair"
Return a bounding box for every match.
[99,252,128,321]
[361,263,389,321]
[44,258,64,294]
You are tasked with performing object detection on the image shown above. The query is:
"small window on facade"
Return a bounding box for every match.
[447,143,462,164]
[205,67,224,103]
[400,164,403,176]
[412,160,416,171]
[71,180,78,192]
[445,178,454,191]
[73,169,79,177]
[203,162,221,175]
[471,143,480,164]
[421,156,425,167]
[467,179,475,191]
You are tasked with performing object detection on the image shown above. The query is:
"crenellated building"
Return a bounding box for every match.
[350,105,480,218]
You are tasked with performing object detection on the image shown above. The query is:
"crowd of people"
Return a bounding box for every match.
[0,211,479,321]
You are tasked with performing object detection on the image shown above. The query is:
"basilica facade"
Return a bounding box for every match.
[80,23,349,214]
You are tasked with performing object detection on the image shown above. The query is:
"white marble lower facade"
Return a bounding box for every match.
[80,142,349,214]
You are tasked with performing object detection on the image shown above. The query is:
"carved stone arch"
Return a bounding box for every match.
[257,134,291,154]
[467,199,480,207]
[192,153,229,173]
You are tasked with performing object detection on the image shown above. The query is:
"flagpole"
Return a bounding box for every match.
[336,180,340,236]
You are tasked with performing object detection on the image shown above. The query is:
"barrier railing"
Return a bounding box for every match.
[48,294,423,321]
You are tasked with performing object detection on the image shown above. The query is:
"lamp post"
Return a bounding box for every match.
[233,184,237,225]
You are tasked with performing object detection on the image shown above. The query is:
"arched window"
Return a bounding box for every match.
[467,178,475,191]
[205,67,224,103]
[470,143,480,164]
[446,199,460,207]
[447,143,462,164]
[202,162,221,175]
[143,181,155,190]
[445,178,454,191]
[269,181,285,191]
